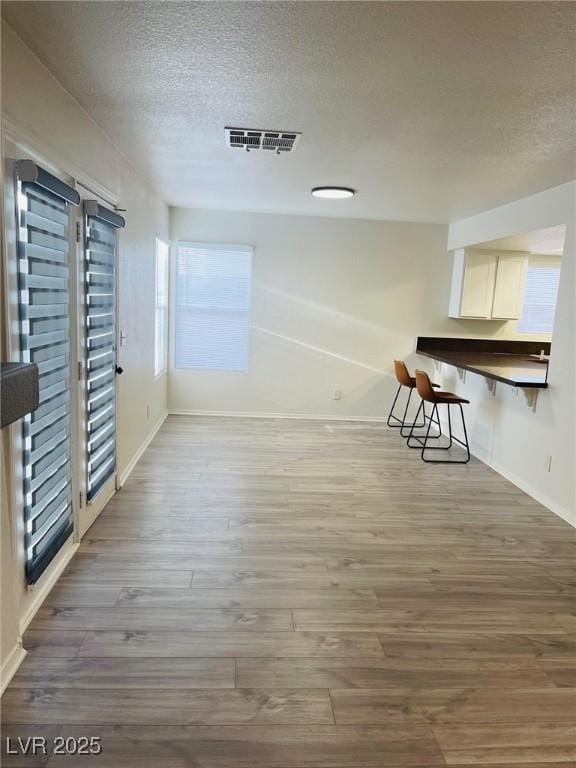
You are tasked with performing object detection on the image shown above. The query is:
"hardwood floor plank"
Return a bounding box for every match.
[293,608,562,634]
[41,585,122,608]
[10,657,235,689]
[115,586,380,609]
[1,689,334,725]
[77,631,385,658]
[378,632,576,660]
[236,656,554,689]
[73,553,327,572]
[332,687,576,725]
[191,570,430,589]
[431,722,576,764]
[58,568,192,587]
[537,657,576,687]
[30,607,293,632]
[22,631,86,659]
[554,614,576,633]
[80,538,242,555]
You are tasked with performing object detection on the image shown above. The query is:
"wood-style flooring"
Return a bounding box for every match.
[2,415,575,766]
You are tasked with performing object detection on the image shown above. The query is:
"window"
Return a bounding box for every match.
[174,242,252,371]
[517,258,561,335]
[154,238,170,377]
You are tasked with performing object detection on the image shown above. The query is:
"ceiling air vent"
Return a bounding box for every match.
[225,127,301,154]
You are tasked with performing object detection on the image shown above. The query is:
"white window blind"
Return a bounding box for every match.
[174,242,252,371]
[517,259,561,335]
[155,238,169,377]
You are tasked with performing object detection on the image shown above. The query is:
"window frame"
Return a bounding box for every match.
[154,237,170,379]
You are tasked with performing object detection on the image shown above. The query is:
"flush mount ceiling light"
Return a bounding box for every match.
[311,187,355,199]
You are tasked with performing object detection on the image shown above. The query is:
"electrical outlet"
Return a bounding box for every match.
[333,389,342,401]
[545,455,552,472]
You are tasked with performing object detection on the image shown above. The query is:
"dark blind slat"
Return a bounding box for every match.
[85,213,117,500]
[16,177,74,585]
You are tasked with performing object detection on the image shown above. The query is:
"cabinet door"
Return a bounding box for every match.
[460,252,497,318]
[492,254,528,320]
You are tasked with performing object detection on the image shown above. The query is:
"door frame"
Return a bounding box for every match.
[1,134,81,564]
[75,185,120,538]
[2,120,120,546]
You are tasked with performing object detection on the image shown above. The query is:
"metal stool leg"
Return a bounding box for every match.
[388,386,428,433]
[386,385,403,428]
[458,402,471,463]
[420,402,470,464]
[406,400,426,447]
[405,400,443,445]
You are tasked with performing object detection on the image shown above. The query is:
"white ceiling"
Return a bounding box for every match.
[476,225,567,256]
[3,1,575,223]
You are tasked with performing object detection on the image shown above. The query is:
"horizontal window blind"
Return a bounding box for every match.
[16,169,77,584]
[155,239,169,377]
[84,209,119,500]
[517,261,561,334]
[174,242,252,371]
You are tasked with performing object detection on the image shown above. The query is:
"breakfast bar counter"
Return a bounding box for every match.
[416,337,550,388]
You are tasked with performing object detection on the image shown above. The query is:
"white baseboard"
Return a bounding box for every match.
[0,643,27,695]
[432,412,575,528]
[470,442,575,528]
[168,409,390,423]
[118,412,167,487]
[20,542,80,634]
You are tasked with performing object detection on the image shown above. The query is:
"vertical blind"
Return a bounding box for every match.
[84,203,123,500]
[174,242,252,371]
[15,162,79,584]
[517,260,561,334]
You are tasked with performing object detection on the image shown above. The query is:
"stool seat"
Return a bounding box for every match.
[431,391,470,404]
[405,376,441,389]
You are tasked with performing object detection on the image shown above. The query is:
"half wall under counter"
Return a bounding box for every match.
[415,337,550,388]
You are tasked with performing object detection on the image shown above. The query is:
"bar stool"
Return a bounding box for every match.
[407,370,470,464]
[387,360,441,437]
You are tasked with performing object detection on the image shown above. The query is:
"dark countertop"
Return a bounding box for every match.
[416,338,550,388]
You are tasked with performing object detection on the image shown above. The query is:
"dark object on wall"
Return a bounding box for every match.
[0,363,40,428]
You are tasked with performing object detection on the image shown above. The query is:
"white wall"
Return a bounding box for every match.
[421,181,574,525]
[1,23,169,684]
[169,207,541,419]
[170,208,445,417]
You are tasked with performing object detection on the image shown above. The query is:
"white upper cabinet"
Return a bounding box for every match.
[491,254,529,319]
[449,249,528,320]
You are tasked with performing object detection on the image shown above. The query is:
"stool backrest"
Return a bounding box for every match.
[394,360,413,387]
[415,370,436,403]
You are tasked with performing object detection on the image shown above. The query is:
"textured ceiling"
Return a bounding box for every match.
[2,1,575,222]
